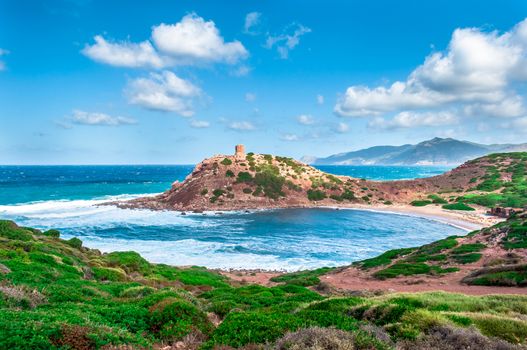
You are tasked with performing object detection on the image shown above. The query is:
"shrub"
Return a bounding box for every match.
[92,267,127,282]
[270,268,334,286]
[357,248,416,269]
[149,299,212,341]
[307,189,326,201]
[243,188,252,194]
[43,229,60,238]
[0,220,33,241]
[452,253,482,264]
[105,251,150,274]
[274,327,356,350]
[225,170,235,178]
[221,158,233,166]
[119,286,155,298]
[427,194,448,204]
[237,172,253,183]
[201,189,208,195]
[66,237,82,249]
[213,189,226,197]
[451,243,486,254]
[442,203,475,211]
[411,200,432,207]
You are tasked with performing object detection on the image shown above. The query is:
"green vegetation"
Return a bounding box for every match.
[455,153,527,209]
[236,171,253,183]
[410,200,432,207]
[225,170,235,178]
[427,194,448,204]
[502,221,527,249]
[270,267,335,286]
[307,189,326,201]
[442,202,475,211]
[355,248,416,269]
[1,219,527,349]
[200,188,208,196]
[220,158,232,166]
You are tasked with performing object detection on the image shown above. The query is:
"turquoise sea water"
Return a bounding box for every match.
[0,164,462,271]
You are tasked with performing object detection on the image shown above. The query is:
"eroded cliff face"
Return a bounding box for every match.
[112,150,524,212]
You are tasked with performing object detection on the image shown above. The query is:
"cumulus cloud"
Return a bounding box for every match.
[297,114,315,125]
[335,18,527,121]
[265,23,311,59]
[245,92,256,102]
[244,12,262,34]
[83,13,248,68]
[82,36,164,68]
[228,121,256,131]
[316,94,324,105]
[189,119,210,128]
[0,48,9,71]
[125,71,201,116]
[67,110,137,126]
[231,65,251,77]
[368,111,458,130]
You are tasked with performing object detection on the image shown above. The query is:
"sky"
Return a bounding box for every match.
[1,0,527,164]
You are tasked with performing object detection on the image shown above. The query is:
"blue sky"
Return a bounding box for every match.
[1,0,527,164]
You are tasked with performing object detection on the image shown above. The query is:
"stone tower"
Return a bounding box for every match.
[235,144,245,159]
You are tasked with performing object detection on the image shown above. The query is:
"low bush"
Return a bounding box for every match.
[307,189,326,201]
[442,202,475,211]
[411,200,432,207]
[221,158,233,166]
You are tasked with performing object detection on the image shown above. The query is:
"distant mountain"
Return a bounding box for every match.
[307,138,527,165]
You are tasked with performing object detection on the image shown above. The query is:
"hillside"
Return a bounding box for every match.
[117,150,527,214]
[308,138,527,165]
[1,219,527,349]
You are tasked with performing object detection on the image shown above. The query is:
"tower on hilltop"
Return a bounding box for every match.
[235,144,245,159]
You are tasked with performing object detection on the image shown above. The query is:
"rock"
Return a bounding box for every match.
[0,263,11,274]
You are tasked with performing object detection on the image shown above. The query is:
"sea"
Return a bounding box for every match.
[0,164,464,271]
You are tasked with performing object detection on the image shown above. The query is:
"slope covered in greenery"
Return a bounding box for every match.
[1,219,527,349]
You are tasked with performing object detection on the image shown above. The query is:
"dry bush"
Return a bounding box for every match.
[397,325,522,350]
[53,324,95,350]
[274,327,355,350]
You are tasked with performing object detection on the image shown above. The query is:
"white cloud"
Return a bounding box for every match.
[245,92,256,102]
[0,48,9,71]
[82,36,164,68]
[152,14,248,65]
[126,71,201,116]
[228,121,256,131]
[83,13,248,68]
[316,94,324,105]
[68,110,137,126]
[281,133,299,141]
[265,23,311,59]
[463,95,525,118]
[335,18,527,119]
[244,12,262,34]
[336,122,349,133]
[297,114,315,125]
[231,65,251,77]
[503,116,527,132]
[368,111,458,130]
[189,119,210,128]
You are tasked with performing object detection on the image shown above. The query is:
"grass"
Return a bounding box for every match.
[410,200,432,207]
[2,217,527,349]
[270,267,334,286]
[442,202,475,211]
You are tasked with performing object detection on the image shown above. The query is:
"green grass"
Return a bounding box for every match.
[2,217,527,349]
[411,200,432,207]
[356,248,416,269]
[270,267,334,286]
[442,202,475,211]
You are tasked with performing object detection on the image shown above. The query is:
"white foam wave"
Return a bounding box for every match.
[77,236,344,271]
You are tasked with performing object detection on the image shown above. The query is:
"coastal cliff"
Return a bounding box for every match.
[114,147,527,214]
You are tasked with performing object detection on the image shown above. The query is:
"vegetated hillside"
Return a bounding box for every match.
[344,212,527,285]
[118,151,527,212]
[309,137,527,165]
[2,219,527,350]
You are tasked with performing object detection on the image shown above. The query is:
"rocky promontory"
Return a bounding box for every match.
[112,146,527,214]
